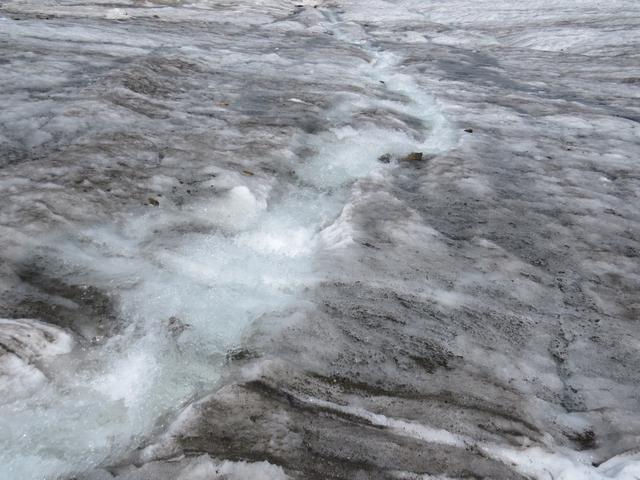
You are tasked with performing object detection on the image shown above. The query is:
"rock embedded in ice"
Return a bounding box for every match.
[402,151,424,161]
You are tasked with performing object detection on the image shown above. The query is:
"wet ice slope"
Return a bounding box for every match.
[0,0,639,479]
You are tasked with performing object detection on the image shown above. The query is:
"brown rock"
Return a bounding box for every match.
[403,152,423,161]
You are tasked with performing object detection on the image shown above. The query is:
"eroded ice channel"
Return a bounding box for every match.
[0,9,453,477]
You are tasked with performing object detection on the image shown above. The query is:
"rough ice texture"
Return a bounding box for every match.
[0,0,639,479]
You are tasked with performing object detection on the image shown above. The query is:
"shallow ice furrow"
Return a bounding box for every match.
[303,395,640,480]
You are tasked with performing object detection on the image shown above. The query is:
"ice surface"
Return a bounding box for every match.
[0,0,639,478]
[305,396,640,480]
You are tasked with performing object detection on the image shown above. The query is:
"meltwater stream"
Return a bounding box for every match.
[0,8,453,479]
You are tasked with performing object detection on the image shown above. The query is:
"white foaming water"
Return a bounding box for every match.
[0,9,454,480]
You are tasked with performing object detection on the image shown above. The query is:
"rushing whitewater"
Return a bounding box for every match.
[1,0,639,479]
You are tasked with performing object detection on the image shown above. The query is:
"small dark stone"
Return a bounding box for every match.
[242,170,254,176]
[148,197,160,206]
[378,153,392,163]
[464,128,473,133]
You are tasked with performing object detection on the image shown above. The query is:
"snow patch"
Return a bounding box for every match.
[176,455,289,480]
[106,8,129,20]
